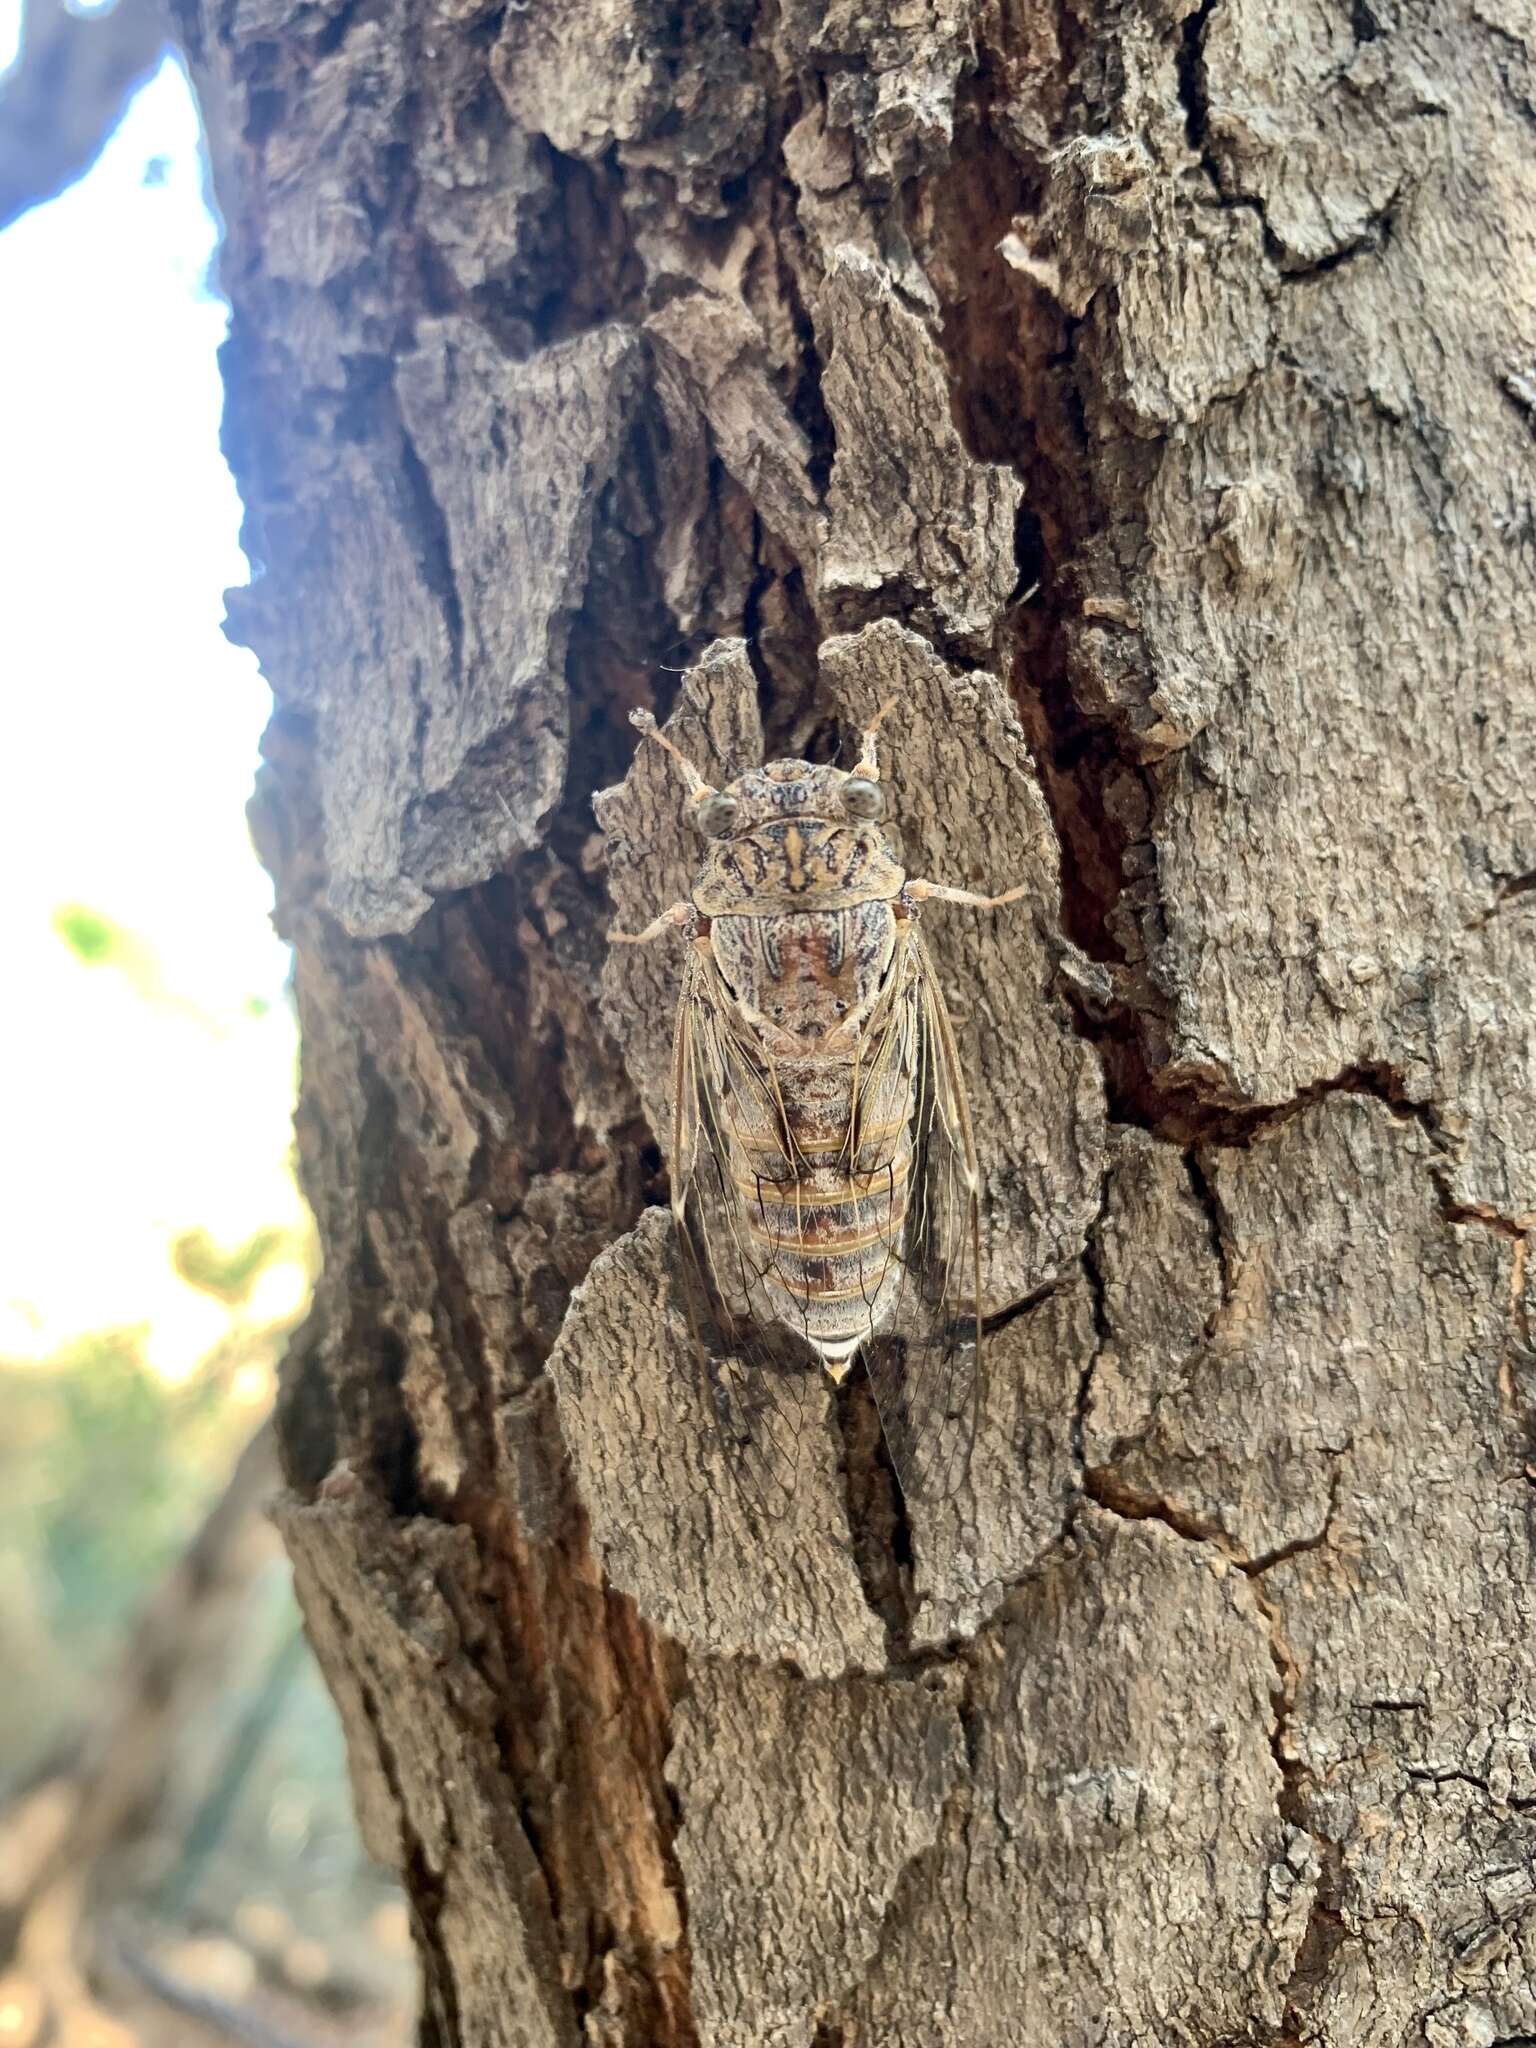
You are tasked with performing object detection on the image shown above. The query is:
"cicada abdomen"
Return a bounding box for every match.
[611,697,1025,1511]
[709,901,913,1373]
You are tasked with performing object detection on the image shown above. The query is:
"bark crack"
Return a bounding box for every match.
[444,1491,696,2043]
[1470,867,1536,926]
[1175,0,1222,163]
[1079,1456,1348,2038]
[1177,0,1401,279]
[837,1373,919,1653]
[1069,1174,1114,1524]
[310,1580,483,2048]
[1072,1152,1346,1997]
[922,43,1410,1151]
[1184,1146,1234,1321]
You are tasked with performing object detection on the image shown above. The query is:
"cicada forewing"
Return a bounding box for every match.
[671,922,984,1517]
[670,945,827,1523]
[860,925,985,1505]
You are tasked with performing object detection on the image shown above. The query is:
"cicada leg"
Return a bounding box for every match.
[904,879,1029,910]
[610,901,693,945]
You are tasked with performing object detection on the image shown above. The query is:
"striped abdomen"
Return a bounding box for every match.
[708,900,913,1373]
[727,1052,915,1374]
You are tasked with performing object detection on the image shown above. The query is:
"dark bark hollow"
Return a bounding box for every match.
[182,0,1536,2035]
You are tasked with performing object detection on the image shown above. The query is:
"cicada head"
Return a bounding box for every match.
[704,758,879,837]
[628,697,897,841]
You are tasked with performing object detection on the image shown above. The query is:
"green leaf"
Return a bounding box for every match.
[53,903,124,965]
[172,1226,285,1304]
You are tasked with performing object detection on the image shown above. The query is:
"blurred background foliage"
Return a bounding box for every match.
[0,1182,416,2045]
[1,1329,236,1726]
[0,1218,294,1782]
[0,13,417,2043]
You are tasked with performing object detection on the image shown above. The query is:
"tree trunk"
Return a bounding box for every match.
[179,0,1536,2035]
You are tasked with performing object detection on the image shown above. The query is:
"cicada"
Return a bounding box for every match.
[612,697,1025,1510]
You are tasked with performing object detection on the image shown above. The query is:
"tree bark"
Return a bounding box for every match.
[178,0,1536,2036]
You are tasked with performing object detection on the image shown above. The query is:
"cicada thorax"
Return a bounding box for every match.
[694,818,905,917]
[706,898,916,1376]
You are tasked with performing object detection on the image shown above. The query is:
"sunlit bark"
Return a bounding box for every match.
[174,0,1536,2036]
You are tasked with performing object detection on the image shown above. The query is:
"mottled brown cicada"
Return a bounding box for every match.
[613,698,1025,1512]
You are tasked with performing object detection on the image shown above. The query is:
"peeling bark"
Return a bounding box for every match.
[178,0,1536,2034]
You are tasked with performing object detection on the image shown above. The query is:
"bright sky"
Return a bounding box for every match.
[0,49,311,1376]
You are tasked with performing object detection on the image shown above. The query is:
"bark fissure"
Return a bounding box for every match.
[1082,1449,1348,2035]
[1176,0,1223,162]
[1473,869,1536,925]
[836,1375,919,1654]
[1177,0,1409,281]
[1183,1146,1234,1322]
[395,408,466,694]
[1069,1182,1113,1493]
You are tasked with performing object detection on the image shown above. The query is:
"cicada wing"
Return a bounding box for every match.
[670,949,823,1523]
[863,927,985,1504]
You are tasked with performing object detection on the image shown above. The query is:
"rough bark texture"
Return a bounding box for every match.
[178,0,1536,2033]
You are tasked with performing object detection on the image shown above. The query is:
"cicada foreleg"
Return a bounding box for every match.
[904,878,1029,911]
[610,900,694,945]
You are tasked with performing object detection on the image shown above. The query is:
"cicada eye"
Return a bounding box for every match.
[843,775,885,822]
[696,792,740,838]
